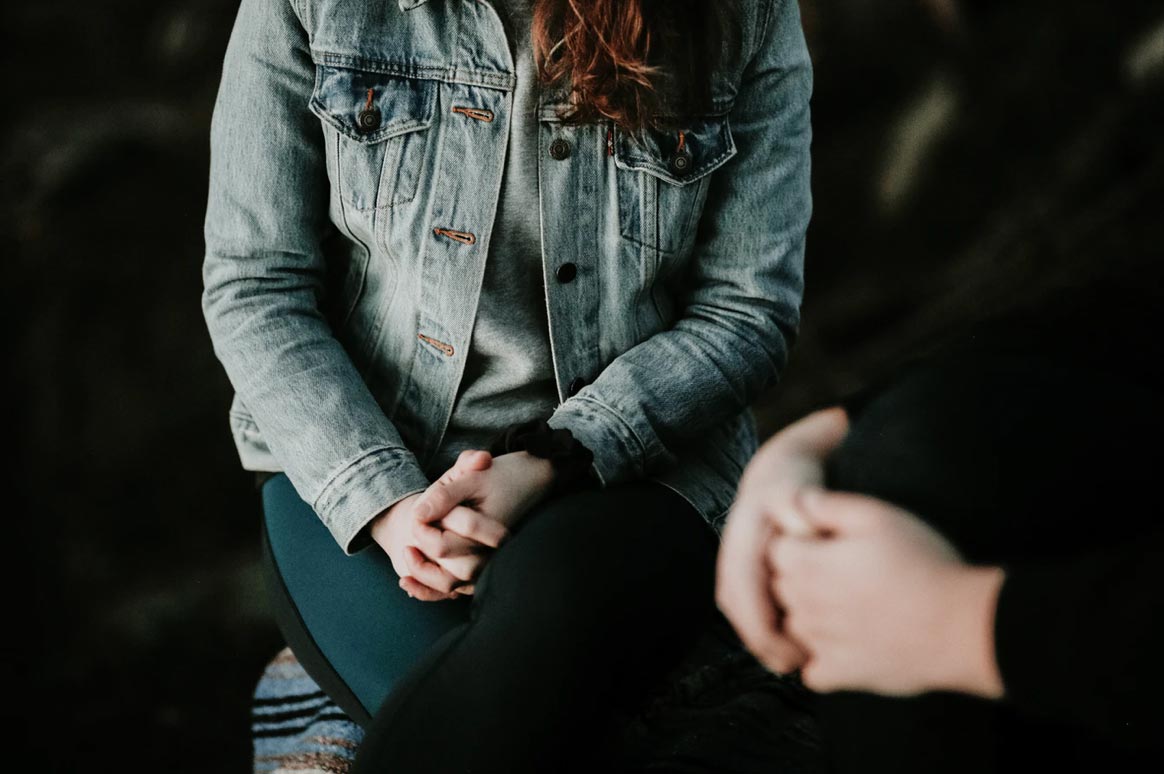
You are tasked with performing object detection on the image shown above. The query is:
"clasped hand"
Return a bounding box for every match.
[370,448,557,602]
[715,407,1005,698]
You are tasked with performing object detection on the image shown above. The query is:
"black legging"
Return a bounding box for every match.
[260,474,722,773]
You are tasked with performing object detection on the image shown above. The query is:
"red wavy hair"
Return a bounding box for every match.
[531,0,743,136]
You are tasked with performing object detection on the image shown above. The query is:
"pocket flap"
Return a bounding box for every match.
[614,114,737,186]
[310,64,438,144]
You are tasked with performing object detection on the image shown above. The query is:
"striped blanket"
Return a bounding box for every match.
[252,648,364,774]
[251,618,825,773]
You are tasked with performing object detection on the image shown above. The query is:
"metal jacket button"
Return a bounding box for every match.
[555,262,577,283]
[669,148,693,175]
[567,376,587,396]
[549,138,571,160]
[357,107,382,132]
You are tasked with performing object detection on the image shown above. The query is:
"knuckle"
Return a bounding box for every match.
[441,510,465,532]
[417,566,443,588]
[450,509,480,535]
[460,560,481,581]
[419,562,455,590]
[440,558,469,582]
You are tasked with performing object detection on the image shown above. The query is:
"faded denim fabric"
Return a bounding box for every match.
[202,0,813,555]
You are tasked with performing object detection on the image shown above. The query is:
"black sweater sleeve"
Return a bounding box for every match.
[993,530,1164,747]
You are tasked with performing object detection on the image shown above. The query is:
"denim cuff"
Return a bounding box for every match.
[313,447,432,555]
[546,396,650,489]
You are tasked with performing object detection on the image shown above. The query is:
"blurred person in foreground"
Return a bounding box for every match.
[717,299,1164,773]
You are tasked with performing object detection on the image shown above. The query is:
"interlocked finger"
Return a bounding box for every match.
[439,505,510,548]
[435,551,488,584]
[404,545,464,594]
[399,575,458,602]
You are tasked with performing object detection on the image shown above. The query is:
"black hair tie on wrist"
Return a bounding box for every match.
[487,417,600,499]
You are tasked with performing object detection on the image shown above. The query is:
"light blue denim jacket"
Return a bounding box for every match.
[202,0,813,554]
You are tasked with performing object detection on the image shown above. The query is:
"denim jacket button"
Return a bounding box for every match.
[567,376,588,396]
[549,138,571,160]
[555,262,577,283]
[670,149,693,175]
[357,107,382,132]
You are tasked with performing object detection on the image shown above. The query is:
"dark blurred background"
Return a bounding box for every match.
[8,1,1162,771]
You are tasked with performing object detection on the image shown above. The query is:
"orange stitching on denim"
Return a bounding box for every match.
[364,88,375,111]
[417,332,455,356]
[676,130,686,152]
[433,227,476,245]
[452,105,495,122]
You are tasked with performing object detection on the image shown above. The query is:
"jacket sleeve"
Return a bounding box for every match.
[201,0,430,555]
[547,0,813,487]
[993,533,1164,746]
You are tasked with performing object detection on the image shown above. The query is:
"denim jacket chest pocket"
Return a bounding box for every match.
[309,63,438,212]
[613,113,738,256]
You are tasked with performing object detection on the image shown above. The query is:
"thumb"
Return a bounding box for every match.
[415,467,482,523]
[794,487,878,536]
[455,449,493,472]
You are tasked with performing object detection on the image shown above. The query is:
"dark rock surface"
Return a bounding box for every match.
[9,1,1162,771]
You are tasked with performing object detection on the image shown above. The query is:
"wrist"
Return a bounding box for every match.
[369,494,413,550]
[512,450,557,497]
[368,507,393,552]
[488,417,598,498]
[935,564,1006,699]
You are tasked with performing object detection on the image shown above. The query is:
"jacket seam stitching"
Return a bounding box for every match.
[313,445,415,512]
[229,409,259,428]
[570,394,650,469]
[289,0,312,40]
[310,52,517,91]
[758,0,781,62]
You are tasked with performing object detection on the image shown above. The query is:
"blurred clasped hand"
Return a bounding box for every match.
[716,407,1006,699]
